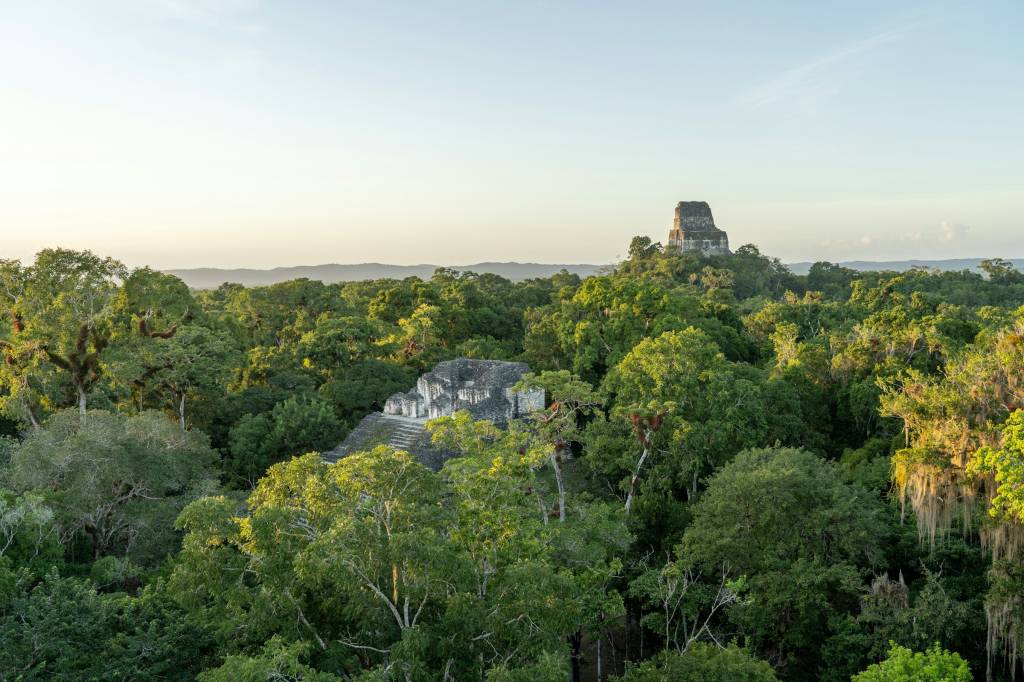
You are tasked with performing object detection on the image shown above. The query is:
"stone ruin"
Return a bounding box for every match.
[324,359,545,470]
[666,201,731,255]
[383,359,544,423]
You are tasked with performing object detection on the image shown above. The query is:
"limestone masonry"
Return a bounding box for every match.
[666,201,731,255]
[325,359,544,470]
[383,359,544,422]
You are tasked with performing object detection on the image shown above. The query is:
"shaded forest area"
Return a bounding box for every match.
[3,241,1024,680]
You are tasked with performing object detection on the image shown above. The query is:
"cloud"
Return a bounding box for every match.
[940,221,970,242]
[735,22,918,110]
[820,221,970,256]
[898,222,969,244]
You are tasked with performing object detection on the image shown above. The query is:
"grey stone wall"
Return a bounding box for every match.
[676,232,730,255]
[382,358,544,425]
[673,201,717,231]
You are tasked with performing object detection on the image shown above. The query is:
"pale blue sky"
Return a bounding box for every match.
[1,1,1021,267]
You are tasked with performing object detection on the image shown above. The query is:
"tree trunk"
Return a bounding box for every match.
[77,385,87,417]
[624,445,650,514]
[569,630,583,682]
[625,596,643,663]
[83,523,101,560]
[178,392,186,430]
[551,450,566,523]
[25,403,40,431]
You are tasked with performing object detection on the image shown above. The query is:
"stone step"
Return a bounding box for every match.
[327,407,452,471]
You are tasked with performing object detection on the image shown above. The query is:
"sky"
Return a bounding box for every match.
[1,1,1022,269]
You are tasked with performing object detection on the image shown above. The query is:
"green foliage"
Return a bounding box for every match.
[684,448,886,569]
[197,637,340,681]
[513,370,603,522]
[318,359,413,424]
[0,571,213,680]
[298,315,393,371]
[628,548,746,655]
[807,261,859,300]
[487,651,570,681]
[683,447,886,675]
[598,328,786,535]
[455,334,519,360]
[820,571,983,682]
[6,239,1024,679]
[972,410,1024,524]
[521,273,751,382]
[981,259,1024,286]
[628,236,661,260]
[838,437,895,494]
[851,642,971,682]
[0,489,62,577]
[173,428,631,679]
[227,394,346,485]
[107,322,239,428]
[4,409,219,564]
[617,643,778,681]
[0,249,128,419]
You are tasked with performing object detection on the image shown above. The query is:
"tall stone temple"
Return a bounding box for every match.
[666,201,731,255]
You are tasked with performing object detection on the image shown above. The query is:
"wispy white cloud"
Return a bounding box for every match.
[735,22,918,110]
[824,221,969,254]
[940,220,970,242]
[897,221,969,244]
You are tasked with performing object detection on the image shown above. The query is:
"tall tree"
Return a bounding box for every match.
[0,250,127,417]
[601,328,770,503]
[513,371,603,523]
[682,447,886,676]
[4,409,219,563]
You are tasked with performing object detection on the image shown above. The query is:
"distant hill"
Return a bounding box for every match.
[165,258,1024,288]
[787,258,1024,276]
[165,262,606,289]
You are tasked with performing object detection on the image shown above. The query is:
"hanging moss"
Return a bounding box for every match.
[891,447,977,546]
